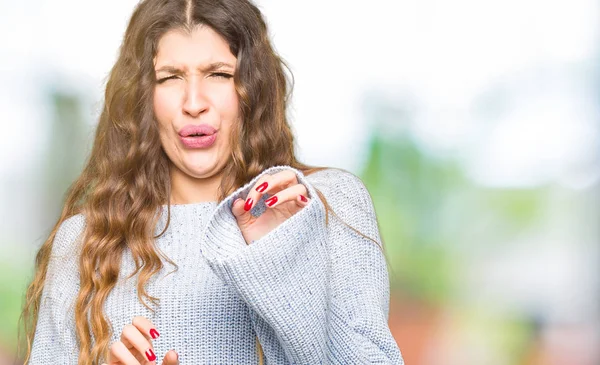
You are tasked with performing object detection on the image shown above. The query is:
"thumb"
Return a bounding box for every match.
[231,197,250,220]
[162,349,179,365]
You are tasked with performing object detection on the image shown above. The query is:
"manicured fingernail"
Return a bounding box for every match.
[256,182,268,193]
[265,196,278,207]
[150,328,159,339]
[300,195,308,202]
[244,198,253,211]
[146,348,156,361]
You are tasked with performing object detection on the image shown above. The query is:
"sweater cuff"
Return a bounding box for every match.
[200,165,325,266]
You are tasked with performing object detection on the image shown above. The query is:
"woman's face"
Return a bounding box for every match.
[153,25,238,186]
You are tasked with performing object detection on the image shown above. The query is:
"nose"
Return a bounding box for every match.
[182,77,209,118]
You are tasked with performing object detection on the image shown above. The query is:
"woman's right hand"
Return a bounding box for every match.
[102,316,179,365]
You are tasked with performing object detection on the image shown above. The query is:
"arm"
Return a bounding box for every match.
[201,166,403,364]
[28,215,84,364]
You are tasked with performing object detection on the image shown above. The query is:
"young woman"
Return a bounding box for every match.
[21,0,404,364]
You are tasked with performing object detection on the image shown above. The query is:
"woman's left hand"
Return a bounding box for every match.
[232,170,311,245]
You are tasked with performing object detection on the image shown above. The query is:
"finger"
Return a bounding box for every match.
[265,183,308,209]
[120,324,156,363]
[244,170,298,212]
[109,341,142,365]
[296,193,310,208]
[162,349,179,365]
[131,316,160,341]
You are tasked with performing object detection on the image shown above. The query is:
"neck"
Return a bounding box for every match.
[169,164,223,205]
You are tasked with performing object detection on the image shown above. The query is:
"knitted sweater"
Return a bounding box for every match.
[29,165,404,364]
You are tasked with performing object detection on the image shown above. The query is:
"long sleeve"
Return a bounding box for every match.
[201,165,403,364]
[29,214,84,364]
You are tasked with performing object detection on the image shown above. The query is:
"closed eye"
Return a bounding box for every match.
[156,75,180,83]
[211,72,233,79]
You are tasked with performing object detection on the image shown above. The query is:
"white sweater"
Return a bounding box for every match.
[29,165,404,364]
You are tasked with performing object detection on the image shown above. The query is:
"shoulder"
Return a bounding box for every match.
[51,213,87,257]
[304,168,378,228]
[304,167,373,205]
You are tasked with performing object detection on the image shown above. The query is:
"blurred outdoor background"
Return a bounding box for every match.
[1,0,599,364]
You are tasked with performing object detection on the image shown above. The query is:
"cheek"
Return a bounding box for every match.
[153,88,176,124]
[153,89,180,152]
[214,87,239,118]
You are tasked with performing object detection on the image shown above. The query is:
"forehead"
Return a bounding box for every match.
[154,25,236,67]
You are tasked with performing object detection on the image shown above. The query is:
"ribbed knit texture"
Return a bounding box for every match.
[29,166,404,364]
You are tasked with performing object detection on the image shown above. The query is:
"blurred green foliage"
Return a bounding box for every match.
[1,89,91,356]
[42,90,91,220]
[0,263,30,352]
[361,132,461,303]
[361,130,546,304]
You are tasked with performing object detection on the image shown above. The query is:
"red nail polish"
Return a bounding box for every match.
[146,348,156,361]
[300,195,308,202]
[150,328,159,339]
[244,198,253,211]
[256,182,268,193]
[266,196,278,207]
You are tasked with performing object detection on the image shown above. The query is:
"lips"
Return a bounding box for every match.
[180,133,217,148]
[179,124,217,137]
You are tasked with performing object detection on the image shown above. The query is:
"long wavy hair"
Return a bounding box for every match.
[20,0,384,364]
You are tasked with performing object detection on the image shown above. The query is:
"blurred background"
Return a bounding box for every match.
[1,0,598,364]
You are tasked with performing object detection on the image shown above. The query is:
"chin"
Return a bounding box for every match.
[182,166,214,179]
[171,151,227,178]
[183,161,225,179]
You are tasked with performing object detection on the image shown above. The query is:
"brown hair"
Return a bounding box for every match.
[20,0,384,364]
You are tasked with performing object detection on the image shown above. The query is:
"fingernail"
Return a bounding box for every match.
[256,182,268,193]
[150,328,159,339]
[244,198,253,211]
[265,196,278,207]
[300,195,308,203]
[146,348,156,361]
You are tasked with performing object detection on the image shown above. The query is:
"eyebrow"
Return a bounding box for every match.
[155,62,235,73]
